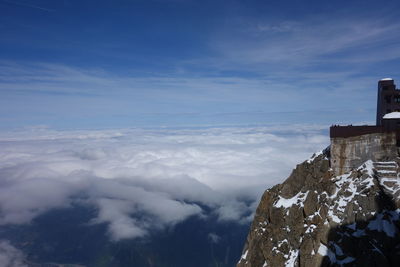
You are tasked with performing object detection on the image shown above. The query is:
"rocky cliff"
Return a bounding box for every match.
[237,149,400,267]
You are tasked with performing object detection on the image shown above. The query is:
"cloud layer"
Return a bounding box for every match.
[0,126,328,240]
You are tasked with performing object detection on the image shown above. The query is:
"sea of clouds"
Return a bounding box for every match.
[0,125,328,246]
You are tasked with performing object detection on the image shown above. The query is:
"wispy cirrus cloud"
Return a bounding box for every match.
[0,60,378,129]
[1,0,54,12]
[208,16,400,67]
[2,3,399,129]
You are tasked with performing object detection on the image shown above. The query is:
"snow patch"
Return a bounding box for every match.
[352,228,366,237]
[277,239,288,248]
[305,224,317,234]
[368,213,397,237]
[240,249,248,260]
[307,150,323,163]
[318,243,354,265]
[332,243,344,256]
[383,112,400,119]
[380,177,400,196]
[284,249,298,267]
[274,191,309,208]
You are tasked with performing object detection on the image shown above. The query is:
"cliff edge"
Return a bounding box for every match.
[237,150,400,267]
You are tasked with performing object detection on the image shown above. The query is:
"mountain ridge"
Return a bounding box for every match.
[237,149,400,266]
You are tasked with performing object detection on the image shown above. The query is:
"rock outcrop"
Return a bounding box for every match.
[237,149,400,267]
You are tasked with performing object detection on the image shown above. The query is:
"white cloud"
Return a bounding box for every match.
[0,241,27,267]
[0,126,328,240]
[208,233,221,244]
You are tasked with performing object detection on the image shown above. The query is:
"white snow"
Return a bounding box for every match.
[327,209,342,223]
[240,249,248,260]
[352,229,366,237]
[277,239,288,248]
[307,150,323,163]
[317,243,328,255]
[267,159,399,266]
[377,169,397,174]
[380,77,393,81]
[383,112,400,119]
[332,243,344,256]
[257,221,268,235]
[359,160,375,176]
[338,257,356,264]
[284,249,298,267]
[318,243,354,265]
[305,224,317,234]
[327,160,379,224]
[390,209,400,220]
[317,243,335,262]
[274,191,309,208]
[346,223,356,230]
[368,214,397,237]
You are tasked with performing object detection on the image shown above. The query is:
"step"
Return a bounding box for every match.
[376,170,397,174]
[374,165,397,168]
[376,173,398,178]
[376,169,397,174]
[374,161,397,164]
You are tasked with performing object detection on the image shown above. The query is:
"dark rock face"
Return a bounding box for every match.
[237,151,400,267]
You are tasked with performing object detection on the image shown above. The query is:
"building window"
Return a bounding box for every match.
[395,96,400,103]
[383,86,389,90]
[385,95,392,103]
[387,109,392,113]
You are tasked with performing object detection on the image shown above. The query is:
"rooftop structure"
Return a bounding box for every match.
[329,78,400,175]
[330,78,400,139]
[376,78,400,126]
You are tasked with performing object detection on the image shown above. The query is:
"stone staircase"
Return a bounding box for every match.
[373,161,398,178]
[373,161,399,194]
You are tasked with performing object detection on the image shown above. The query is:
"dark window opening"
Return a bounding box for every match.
[396,139,400,147]
[385,95,392,103]
[383,86,389,90]
[387,109,392,113]
[394,96,400,103]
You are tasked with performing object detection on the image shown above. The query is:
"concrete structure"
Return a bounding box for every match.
[330,78,400,175]
[330,132,397,175]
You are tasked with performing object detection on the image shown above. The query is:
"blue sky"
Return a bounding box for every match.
[1,0,400,129]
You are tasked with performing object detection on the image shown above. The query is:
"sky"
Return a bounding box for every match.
[1,0,400,129]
